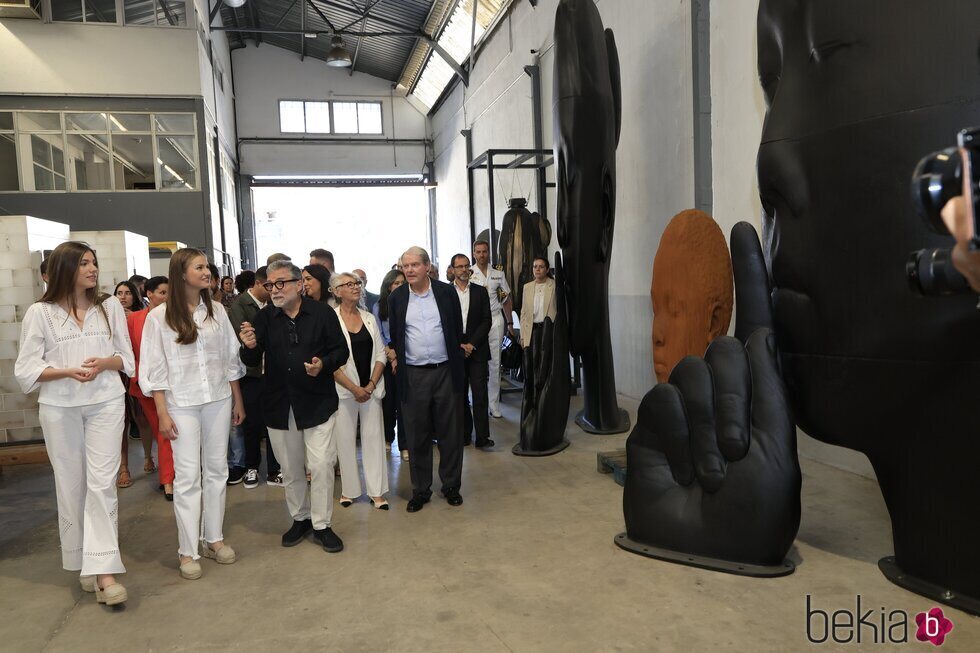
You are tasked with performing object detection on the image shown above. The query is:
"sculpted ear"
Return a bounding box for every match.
[605,28,622,147]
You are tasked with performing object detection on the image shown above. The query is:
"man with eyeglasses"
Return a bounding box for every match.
[388,246,467,512]
[451,254,494,449]
[239,260,350,553]
[228,266,281,489]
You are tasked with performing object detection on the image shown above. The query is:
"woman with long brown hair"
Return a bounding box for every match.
[15,241,135,606]
[140,248,246,581]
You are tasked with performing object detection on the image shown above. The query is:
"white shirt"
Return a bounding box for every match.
[469,264,511,316]
[15,296,135,407]
[533,283,547,323]
[246,288,266,309]
[139,300,245,408]
[455,281,471,332]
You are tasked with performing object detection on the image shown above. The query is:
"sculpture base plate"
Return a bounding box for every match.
[614,533,796,578]
[576,409,630,434]
[878,556,980,617]
[511,439,571,457]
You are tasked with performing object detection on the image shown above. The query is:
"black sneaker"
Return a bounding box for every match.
[243,469,259,489]
[267,472,283,487]
[313,527,344,553]
[227,467,246,485]
[281,519,313,547]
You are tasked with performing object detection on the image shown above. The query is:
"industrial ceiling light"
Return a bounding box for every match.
[326,36,353,68]
[224,0,246,8]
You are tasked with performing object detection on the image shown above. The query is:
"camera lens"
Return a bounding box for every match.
[906,248,970,295]
[910,147,962,234]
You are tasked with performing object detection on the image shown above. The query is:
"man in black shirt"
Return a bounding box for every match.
[240,260,349,552]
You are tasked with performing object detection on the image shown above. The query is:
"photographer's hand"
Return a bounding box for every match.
[941,196,980,292]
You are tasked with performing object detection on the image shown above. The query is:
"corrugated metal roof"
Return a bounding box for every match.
[219,0,437,82]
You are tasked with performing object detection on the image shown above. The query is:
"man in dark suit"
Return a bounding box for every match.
[388,246,466,512]
[450,253,493,449]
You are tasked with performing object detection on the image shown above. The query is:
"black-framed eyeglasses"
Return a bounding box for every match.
[336,280,363,290]
[262,278,301,292]
[287,320,299,345]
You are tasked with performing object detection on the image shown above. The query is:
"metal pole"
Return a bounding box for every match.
[462,129,476,249]
[524,63,547,221]
[487,155,497,265]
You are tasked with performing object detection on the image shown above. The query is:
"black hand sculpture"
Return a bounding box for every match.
[619,226,801,575]
[515,252,571,456]
[553,0,629,434]
[756,0,980,614]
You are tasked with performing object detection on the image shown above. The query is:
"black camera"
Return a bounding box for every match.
[907,127,980,295]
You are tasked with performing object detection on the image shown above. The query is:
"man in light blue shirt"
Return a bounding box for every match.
[404,281,449,366]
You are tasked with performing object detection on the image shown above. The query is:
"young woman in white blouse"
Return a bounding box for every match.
[331,272,390,509]
[15,242,135,606]
[139,248,246,580]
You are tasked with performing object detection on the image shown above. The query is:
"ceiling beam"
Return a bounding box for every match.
[272,0,300,28]
[248,0,263,45]
[306,0,337,32]
[300,0,306,60]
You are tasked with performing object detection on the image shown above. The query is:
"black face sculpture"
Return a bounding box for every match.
[499,198,552,316]
[553,0,629,433]
[758,0,980,605]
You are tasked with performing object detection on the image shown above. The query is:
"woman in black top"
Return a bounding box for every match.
[302,264,336,307]
[331,272,390,509]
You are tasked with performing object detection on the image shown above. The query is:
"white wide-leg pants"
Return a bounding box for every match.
[267,411,337,530]
[488,315,504,413]
[168,397,231,559]
[335,397,389,499]
[39,396,127,575]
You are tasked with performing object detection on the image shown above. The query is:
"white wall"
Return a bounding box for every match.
[431,0,695,399]
[709,0,765,240]
[0,20,200,96]
[232,46,429,177]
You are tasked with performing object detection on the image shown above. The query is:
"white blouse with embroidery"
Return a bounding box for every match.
[15,296,135,407]
[138,300,245,408]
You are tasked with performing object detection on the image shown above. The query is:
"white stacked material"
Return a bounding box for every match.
[0,216,69,444]
[69,230,151,296]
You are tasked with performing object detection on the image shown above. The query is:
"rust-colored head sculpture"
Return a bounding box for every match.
[651,210,733,382]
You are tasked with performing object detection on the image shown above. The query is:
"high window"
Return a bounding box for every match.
[278,100,383,135]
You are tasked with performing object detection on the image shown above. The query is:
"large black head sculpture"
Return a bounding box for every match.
[621,0,980,612]
[758,0,980,609]
[553,0,629,433]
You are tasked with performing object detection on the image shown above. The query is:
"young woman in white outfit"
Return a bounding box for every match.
[139,248,246,580]
[15,242,135,606]
[332,272,390,509]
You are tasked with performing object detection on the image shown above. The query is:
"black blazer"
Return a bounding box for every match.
[388,279,465,401]
[459,282,491,362]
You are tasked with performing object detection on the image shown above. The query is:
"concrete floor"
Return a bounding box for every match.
[1,392,977,652]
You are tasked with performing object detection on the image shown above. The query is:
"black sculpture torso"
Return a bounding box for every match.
[516,253,571,456]
[622,0,980,612]
[553,0,629,434]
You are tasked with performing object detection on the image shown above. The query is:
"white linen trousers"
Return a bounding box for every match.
[267,410,338,530]
[335,396,389,499]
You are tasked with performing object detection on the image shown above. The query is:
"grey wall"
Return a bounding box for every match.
[0,95,213,252]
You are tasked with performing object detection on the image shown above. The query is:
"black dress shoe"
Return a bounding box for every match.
[443,488,463,506]
[313,527,344,553]
[165,491,174,502]
[463,439,472,447]
[281,519,313,547]
[475,439,495,449]
[406,495,430,513]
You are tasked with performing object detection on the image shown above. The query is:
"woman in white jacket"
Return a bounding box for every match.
[15,241,135,606]
[139,248,246,580]
[331,272,390,509]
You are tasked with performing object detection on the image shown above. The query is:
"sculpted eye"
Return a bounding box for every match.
[809,40,854,63]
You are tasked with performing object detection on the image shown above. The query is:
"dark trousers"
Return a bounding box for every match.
[381,361,405,450]
[462,356,490,444]
[241,375,279,475]
[400,364,463,497]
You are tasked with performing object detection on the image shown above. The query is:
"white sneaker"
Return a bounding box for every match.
[243,469,259,489]
[400,450,410,461]
[490,409,502,418]
[267,472,283,487]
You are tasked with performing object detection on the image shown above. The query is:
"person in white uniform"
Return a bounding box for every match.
[15,241,135,606]
[331,272,390,509]
[140,248,246,581]
[468,240,515,417]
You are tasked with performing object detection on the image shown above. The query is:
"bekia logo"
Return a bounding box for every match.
[806,595,955,646]
[915,608,954,646]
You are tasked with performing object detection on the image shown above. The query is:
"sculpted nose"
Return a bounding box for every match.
[757,141,809,220]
